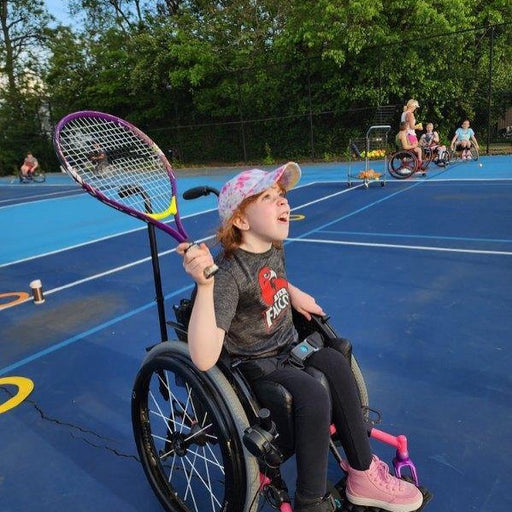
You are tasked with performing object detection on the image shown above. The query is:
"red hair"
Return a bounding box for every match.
[215,185,285,258]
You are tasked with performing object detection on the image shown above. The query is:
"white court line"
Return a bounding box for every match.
[0,206,218,269]
[1,181,344,306]
[0,233,215,310]
[286,237,512,256]
[4,177,508,309]
[0,180,337,269]
[0,188,83,207]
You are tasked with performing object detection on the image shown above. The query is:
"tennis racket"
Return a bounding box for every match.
[53,110,217,277]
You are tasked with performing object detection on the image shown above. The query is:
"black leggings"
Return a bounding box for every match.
[249,347,373,500]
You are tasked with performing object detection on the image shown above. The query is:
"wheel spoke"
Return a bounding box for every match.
[132,343,260,512]
[186,444,225,472]
[183,452,223,510]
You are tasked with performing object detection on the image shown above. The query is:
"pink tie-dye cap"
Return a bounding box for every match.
[218,162,301,223]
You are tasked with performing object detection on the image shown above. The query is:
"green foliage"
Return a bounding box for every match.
[0,0,511,174]
[262,143,276,165]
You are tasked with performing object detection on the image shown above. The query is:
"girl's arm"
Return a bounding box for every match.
[177,242,225,370]
[288,283,325,320]
[188,283,225,370]
[405,111,415,131]
[400,132,416,150]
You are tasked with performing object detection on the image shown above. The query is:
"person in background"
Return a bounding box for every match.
[400,99,423,146]
[450,119,479,160]
[177,163,424,512]
[420,122,447,163]
[88,143,109,174]
[20,152,39,182]
[397,121,425,174]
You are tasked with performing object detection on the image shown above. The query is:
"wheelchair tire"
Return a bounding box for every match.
[32,170,46,182]
[350,354,369,419]
[132,341,260,512]
[388,150,417,179]
[469,146,479,161]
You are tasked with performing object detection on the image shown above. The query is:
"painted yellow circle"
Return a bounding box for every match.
[0,377,34,414]
[290,214,305,221]
[0,291,30,310]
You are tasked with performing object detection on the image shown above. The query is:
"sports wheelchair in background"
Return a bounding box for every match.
[388,145,450,180]
[448,142,479,163]
[131,299,431,512]
[18,168,46,183]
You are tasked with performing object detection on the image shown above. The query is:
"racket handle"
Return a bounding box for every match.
[185,242,219,279]
[204,263,219,279]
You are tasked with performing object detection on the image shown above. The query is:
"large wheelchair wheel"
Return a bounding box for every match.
[388,150,418,179]
[132,341,260,512]
[469,145,479,161]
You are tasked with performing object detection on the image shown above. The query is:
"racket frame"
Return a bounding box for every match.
[53,110,189,243]
[53,110,218,278]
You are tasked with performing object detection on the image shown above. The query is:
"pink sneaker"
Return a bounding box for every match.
[343,455,423,512]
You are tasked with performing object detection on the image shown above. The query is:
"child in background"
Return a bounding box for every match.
[397,121,425,174]
[20,152,39,182]
[420,123,447,163]
[451,119,479,159]
[177,163,424,512]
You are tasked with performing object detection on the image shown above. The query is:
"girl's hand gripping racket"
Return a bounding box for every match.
[53,110,218,278]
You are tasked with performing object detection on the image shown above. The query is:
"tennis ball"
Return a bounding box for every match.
[479,163,483,168]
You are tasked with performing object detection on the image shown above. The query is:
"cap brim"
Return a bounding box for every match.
[272,162,301,191]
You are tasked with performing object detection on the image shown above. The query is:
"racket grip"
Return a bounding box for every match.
[184,242,218,279]
[204,263,219,279]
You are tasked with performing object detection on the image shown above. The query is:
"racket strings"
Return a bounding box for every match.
[58,116,176,217]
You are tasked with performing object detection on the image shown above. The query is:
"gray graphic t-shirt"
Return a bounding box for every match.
[214,246,298,358]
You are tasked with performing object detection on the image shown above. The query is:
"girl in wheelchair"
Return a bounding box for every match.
[419,123,447,164]
[177,164,423,512]
[396,122,425,174]
[450,119,480,160]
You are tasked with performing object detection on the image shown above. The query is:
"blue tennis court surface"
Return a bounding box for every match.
[1,156,511,512]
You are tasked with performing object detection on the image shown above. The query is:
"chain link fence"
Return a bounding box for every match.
[146,24,511,166]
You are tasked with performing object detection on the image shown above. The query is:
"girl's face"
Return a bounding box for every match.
[462,121,470,129]
[236,184,290,251]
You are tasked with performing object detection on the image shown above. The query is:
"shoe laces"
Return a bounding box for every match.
[370,457,404,492]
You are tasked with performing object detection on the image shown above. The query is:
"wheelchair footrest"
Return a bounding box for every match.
[332,476,432,512]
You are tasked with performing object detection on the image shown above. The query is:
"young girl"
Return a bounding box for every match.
[397,121,425,175]
[177,163,423,512]
[450,119,479,160]
[420,122,447,162]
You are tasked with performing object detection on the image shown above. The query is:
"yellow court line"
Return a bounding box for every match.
[0,292,30,310]
[0,377,34,414]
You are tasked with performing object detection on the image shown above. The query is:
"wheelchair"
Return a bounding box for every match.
[131,299,431,512]
[448,142,479,162]
[388,145,450,180]
[18,168,46,183]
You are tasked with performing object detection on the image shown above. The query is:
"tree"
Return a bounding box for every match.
[0,0,53,175]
